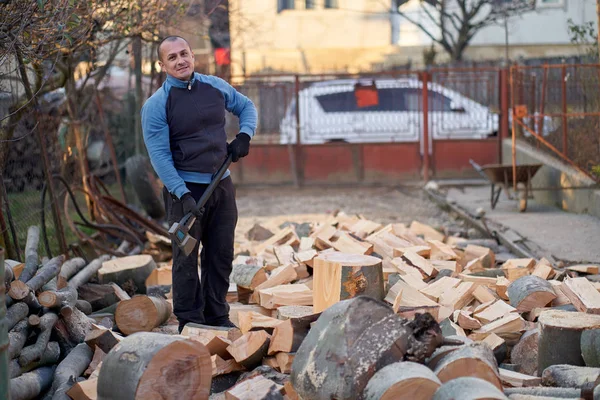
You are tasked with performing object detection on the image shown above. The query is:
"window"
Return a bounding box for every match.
[400,89,453,112]
[316,89,407,113]
[278,0,294,12]
[325,0,338,9]
[305,0,315,9]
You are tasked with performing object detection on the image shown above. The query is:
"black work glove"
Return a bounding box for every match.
[180,192,198,216]
[227,133,251,162]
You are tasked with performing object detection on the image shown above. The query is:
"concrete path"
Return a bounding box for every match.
[445,185,600,264]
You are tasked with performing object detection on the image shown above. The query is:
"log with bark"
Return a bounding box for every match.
[503,386,581,398]
[60,306,94,345]
[541,364,600,388]
[230,261,268,290]
[38,286,77,309]
[431,377,508,400]
[97,332,212,400]
[57,257,86,289]
[97,254,156,295]
[267,311,320,355]
[362,361,442,400]
[290,296,442,400]
[18,225,40,284]
[76,299,93,315]
[9,319,31,359]
[433,342,502,389]
[77,283,122,311]
[507,276,557,312]
[51,342,94,400]
[85,328,123,354]
[9,342,60,378]
[9,365,56,400]
[312,252,384,313]
[226,330,271,370]
[68,255,111,290]
[114,295,172,335]
[18,312,58,367]
[7,302,29,330]
[510,329,539,376]
[581,328,600,367]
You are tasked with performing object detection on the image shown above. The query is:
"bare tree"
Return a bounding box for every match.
[396,0,535,61]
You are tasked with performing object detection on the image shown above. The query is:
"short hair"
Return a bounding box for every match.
[157,36,191,61]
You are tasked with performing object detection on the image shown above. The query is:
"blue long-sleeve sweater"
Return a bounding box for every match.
[141,72,257,199]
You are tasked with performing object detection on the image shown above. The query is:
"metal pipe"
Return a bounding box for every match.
[499,69,509,163]
[539,65,549,138]
[421,71,430,181]
[510,67,518,191]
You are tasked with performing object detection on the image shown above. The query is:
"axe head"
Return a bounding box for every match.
[168,217,197,257]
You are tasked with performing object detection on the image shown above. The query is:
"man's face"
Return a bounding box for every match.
[158,38,194,81]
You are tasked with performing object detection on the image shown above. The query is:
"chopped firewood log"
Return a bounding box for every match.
[541,364,600,388]
[538,310,600,373]
[9,342,60,379]
[115,295,172,335]
[50,342,94,399]
[84,345,106,377]
[402,251,435,278]
[228,303,271,326]
[60,306,94,345]
[258,284,312,310]
[473,285,498,303]
[532,262,554,280]
[439,319,466,337]
[409,221,445,241]
[567,264,600,275]
[262,356,279,370]
[254,226,299,255]
[9,365,56,400]
[390,280,441,320]
[238,311,283,334]
[226,330,271,369]
[145,264,172,287]
[483,333,508,364]
[464,245,495,269]
[98,332,212,400]
[7,303,29,331]
[275,352,294,373]
[84,328,123,354]
[393,245,431,258]
[230,261,267,290]
[495,276,510,300]
[459,274,498,286]
[275,305,315,320]
[9,255,64,300]
[363,361,442,400]
[428,240,458,261]
[66,378,98,400]
[398,271,427,290]
[247,223,274,241]
[433,376,507,400]
[474,300,517,325]
[548,280,572,306]
[456,310,482,330]
[267,312,320,355]
[18,226,40,284]
[98,255,157,294]
[75,299,93,315]
[561,277,600,314]
[291,297,442,400]
[182,323,242,342]
[439,282,475,311]
[504,386,581,398]
[420,277,462,302]
[294,249,317,267]
[212,354,243,377]
[426,336,473,369]
[433,342,502,389]
[581,328,600,367]
[511,328,539,376]
[507,276,557,312]
[56,257,86,289]
[18,312,58,367]
[274,245,295,265]
[182,327,233,359]
[499,368,541,388]
[470,313,526,342]
[68,255,111,290]
[8,319,31,359]
[76,283,122,311]
[225,375,283,400]
[431,260,458,273]
[312,252,383,313]
[250,264,298,303]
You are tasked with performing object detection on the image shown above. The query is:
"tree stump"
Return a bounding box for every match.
[312,252,384,313]
[432,377,508,400]
[97,332,212,400]
[363,361,442,400]
[115,295,172,335]
[538,310,600,374]
[433,342,502,390]
[290,296,442,400]
[507,276,557,312]
[98,255,157,294]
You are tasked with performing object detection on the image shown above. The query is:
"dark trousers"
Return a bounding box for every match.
[163,176,237,331]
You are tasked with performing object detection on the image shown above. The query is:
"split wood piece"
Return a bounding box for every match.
[507,276,557,312]
[226,330,271,369]
[238,311,283,334]
[186,330,233,360]
[9,365,56,400]
[283,381,300,400]
[98,255,156,294]
[431,377,507,400]
[532,262,554,280]
[398,271,428,291]
[456,310,482,330]
[84,346,107,377]
[431,260,459,273]
[511,329,540,376]
[262,356,279,370]
[9,341,60,379]
[312,252,383,313]
[38,286,77,309]
[267,312,320,355]
[420,277,462,302]
[249,264,298,303]
[475,300,515,327]
[402,251,435,278]
[464,244,496,269]
[115,295,172,335]
[393,245,431,259]
[18,312,58,367]
[548,280,571,306]
[274,245,294,265]
[363,361,442,400]
[85,328,123,354]
[499,368,541,388]
[298,236,315,252]
[254,226,299,255]
[473,285,498,304]
[246,223,274,241]
[504,387,581,398]
[433,342,502,390]
[561,277,600,314]
[182,323,243,342]
[367,237,395,259]
[7,302,29,331]
[440,318,467,337]
[541,364,600,388]
[9,255,64,300]
[145,264,172,287]
[66,378,98,400]
[77,283,123,311]
[225,375,283,400]
[51,342,94,400]
[459,274,498,286]
[439,282,475,311]
[428,239,458,261]
[294,263,310,279]
[212,354,243,377]
[567,264,600,275]
[228,303,271,327]
[294,249,317,267]
[8,319,31,359]
[426,336,473,370]
[470,313,526,342]
[56,257,86,289]
[18,225,41,284]
[275,352,294,373]
[538,310,600,373]
[97,332,212,400]
[290,296,442,400]
[331,232,374,255]
[68,255,111,290]
[483,333,508,365]
[502,258,536,281]
[258,284,312,310]
[230,262,267,290]
[388,280,441,320]
[61,306,94,344]
[495,277,511,300]
[347,219,382,238]
[409,221,445,241]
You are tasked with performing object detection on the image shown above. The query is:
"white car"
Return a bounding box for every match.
[279,78,555,145]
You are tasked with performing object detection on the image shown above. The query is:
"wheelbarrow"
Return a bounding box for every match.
[469,160,543,212]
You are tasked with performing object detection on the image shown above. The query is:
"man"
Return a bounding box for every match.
[141,36,257,332]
